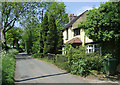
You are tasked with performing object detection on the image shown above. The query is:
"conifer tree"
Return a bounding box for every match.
[46,14,58,54]
[41,12,49,54]
[39,29,44,53]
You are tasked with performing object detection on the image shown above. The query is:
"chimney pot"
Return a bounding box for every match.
[69,14,77,23]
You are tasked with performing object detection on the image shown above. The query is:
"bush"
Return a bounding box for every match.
[66,46,104,76]
[1,49,18,85]
[8,49,19,55]
[54,55,68,70]
[71,59,90,76]
[31,45,104,77]
[32,53,44,58]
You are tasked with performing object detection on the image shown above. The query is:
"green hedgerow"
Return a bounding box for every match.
[1,49,18,85]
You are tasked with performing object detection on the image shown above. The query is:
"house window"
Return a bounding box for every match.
[66,28,68,40]
[86,44,101,55]
[86,45,95,53]
[74,28,80,36]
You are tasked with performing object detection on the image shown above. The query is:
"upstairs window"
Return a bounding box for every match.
[66,28,68,40]
[74,28,80,36]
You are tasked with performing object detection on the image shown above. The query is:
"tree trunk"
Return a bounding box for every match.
[39,9,44,54]
[2,30,7,50]
[0,3,3,51]
[16,40,19,50]
[13,40,15,48]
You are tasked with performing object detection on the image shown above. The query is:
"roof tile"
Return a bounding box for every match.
[66,37,82,44]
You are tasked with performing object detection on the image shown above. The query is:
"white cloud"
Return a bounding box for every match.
[75,6,99,16]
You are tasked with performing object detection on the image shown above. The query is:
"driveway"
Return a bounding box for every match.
[15,52,87,83]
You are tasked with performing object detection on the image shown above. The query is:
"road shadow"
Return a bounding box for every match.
[15,72,68,82]
[15,52,32,60]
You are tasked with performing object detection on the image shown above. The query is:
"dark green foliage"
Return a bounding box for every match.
[32,53,44,58]
[39,30,44,53]
[19,39,25,52]
[54,55,68,70]
[23,20,40,54]
[6,27,23,50]
[47,2,69,54]
[1,49,18,85]
[32,40,40,54]
[22,2,68,55]
[65,46,104,76]
[78,2,120,58]
[2,2,44,50]
[71,59,89,76]
[24,31,33,54]
[41,12,49,54]
[33,45,104,77]
[45,14,58,54]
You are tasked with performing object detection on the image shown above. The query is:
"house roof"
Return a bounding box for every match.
[62,10,88,31]
[66,37,82,44]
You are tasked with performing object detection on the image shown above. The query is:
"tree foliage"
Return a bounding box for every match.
[78,2,120,57]
[6,27,23,49]
[23,19,40,54]
[1,2,44,50]
[24,2,68,55]
[47,2,68,53]
[11,2,68,55]
[45,14,58,54]
[41,12,49,54]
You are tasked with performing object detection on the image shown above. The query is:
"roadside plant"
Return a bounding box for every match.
[1,49,18,85]
[65,46,103,76]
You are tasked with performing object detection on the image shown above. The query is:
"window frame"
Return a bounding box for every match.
[66,28,68,40]
[73,28,80,36]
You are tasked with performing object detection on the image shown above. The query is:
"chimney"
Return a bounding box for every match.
[69,14,77,23]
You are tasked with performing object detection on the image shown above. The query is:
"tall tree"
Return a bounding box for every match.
[1,2,44,50]
[6,27,23,49]
[22,2,68,54]
[47,2,69,53]
[0,3,2,52]
[45,14,58,54]
[23,18,39,54]
[41,12,49,54]
[32,24,41,54]
[78,2,120,57]
[2,2,24,49]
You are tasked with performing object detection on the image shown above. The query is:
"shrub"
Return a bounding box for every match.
[8,49,19,55]
[32,53,44,58]
[85,56,104,71]
[71,59,90,76]
[1,49,18,85]
[54,55,68,70]
[65,46,104,76]
[31,45,104,77]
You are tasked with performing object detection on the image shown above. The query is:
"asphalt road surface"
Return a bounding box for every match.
[15,52,88,83]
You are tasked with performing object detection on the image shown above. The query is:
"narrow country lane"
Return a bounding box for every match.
[15,52,87,83]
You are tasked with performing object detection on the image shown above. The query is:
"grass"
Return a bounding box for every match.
[35,57,55,64]
[1,49,18,85]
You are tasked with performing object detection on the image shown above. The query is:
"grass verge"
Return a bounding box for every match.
[1,49,18,85]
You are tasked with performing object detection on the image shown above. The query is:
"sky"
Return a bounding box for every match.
[64,2,102,16]
[15,1,108,27]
